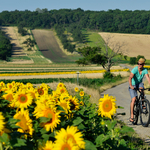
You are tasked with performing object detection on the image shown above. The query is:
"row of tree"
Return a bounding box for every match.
[0,29,12,60]
[0,8,150,34]
[55,25,76,53]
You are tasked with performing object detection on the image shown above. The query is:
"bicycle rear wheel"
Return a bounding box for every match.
[133,102,139,125]
[140,99,150,127]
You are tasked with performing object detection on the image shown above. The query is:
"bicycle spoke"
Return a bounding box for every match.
[140,99,150,127]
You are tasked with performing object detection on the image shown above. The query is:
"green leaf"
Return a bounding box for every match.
[40,128,47,134]
[57,105,65,111]
[42,134,50,142]
[73,117,83,126]
[78,123,86,130]
[8,118,20,129]
[105,120,117,130]
[0,133,9,144]
[85,140,97,150]
[79,109,85,115]
[95,134,110,146]
[39,117,50,123]
[13,138,26,147]
[89,113,94,119]
[120,126,134,134]
[119,139,127,147]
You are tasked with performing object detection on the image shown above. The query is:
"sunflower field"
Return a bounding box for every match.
[0,81,144,150]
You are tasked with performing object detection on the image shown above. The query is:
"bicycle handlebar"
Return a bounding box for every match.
[134,88,150,92]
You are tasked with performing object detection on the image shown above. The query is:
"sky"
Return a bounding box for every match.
[1,0,150,12]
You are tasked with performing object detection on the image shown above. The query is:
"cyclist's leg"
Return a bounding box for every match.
[139,83,145,108]
[130,96,136,120]
[129,86,138,121]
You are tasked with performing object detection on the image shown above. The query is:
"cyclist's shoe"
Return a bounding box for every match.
[129,118,134,122]
[142,105,146,109]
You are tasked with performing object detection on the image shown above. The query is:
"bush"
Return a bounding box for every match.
[103,72,114,79]
[137,55,146,62]
[129,57,137,65]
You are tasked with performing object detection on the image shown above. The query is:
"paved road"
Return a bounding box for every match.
[102,64,150,145]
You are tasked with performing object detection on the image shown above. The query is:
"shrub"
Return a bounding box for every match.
[129,57,137,65]
[137,55,146,62]
[103,72,114,79]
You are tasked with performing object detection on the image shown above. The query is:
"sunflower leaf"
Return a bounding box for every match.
[95,134,110,146]
[57,105,65,111]
[11,138,26,147]
[42,134,50,142]
[78,123,86,130]
[105,120,117,130]
[0,133,9,144]
[85,140,97,150]
[40,128,47,134]
[73,117,83,126]
[120,125,134,134]
[39,117,50,123]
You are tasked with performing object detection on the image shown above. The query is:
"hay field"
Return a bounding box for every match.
[99,32,150,59]
[32,29,80,63]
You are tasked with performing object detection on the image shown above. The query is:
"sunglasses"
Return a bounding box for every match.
[137,63,144,65]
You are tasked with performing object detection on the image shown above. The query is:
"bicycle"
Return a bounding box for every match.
[132,88,150,127]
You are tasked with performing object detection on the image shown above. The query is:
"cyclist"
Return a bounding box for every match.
[129,58,150,122]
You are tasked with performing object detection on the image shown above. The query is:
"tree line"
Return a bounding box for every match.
[0,8,150,34]
[0,29,12,60]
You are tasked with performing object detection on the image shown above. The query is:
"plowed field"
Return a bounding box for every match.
[32,29,79,63]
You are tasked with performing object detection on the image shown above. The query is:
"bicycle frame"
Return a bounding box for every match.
[133,88,150,127]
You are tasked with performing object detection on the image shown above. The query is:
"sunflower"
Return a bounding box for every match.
[79,91,84,97]
[57,82,65,88]
[27,88,39,101]
[98,94,117,119]
[55,126,85,149]
[26,82,34,89]
[37,87,48,96]
[57,98,70,114]
[34,105,61,132]
[2,90,14,102]
[0,112,5,132]
[39,140,54,150]
[68,96,79,111]
[56,86,68,95]
[13,90,33,109]
[51,91,60,102]
[0,81,5,87]
[13,110,34,136]
[54,138,79,150]
[74,87,79,92]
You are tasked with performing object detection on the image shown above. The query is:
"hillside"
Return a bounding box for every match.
[32,29,81,63]
[99,32,150,60]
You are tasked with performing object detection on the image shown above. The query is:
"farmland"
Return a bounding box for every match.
[99,32,150,60]
[32,29,81,63]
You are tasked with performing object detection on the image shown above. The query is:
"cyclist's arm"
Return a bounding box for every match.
[129,72,134,89]
[145,74,150,85]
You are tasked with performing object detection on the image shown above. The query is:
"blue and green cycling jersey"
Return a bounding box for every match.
[131,66,148,85]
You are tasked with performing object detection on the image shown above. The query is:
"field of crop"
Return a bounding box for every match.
[99,32,150,60]
[32,29,81,63]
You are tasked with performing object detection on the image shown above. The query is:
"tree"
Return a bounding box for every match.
[22,38,36,51]
[76,46,107,66]
[76,35,126,72]
[99,34,126,72]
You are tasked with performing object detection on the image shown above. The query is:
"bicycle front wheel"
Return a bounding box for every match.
[140,99,150,127]
[133,102,139,125]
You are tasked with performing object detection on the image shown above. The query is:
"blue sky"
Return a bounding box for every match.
[1,0,150,12]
